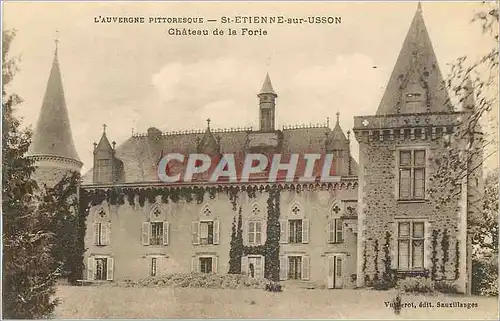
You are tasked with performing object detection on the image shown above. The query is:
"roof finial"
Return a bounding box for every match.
[336,111,340,124]
[326,117,330,128]
[54,30,59,53]
[417,2,422,12]
[103,124,107,134]
[347,129,351,141]
[206,118,211,129]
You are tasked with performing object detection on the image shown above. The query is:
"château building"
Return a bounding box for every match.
[31,4,480,293]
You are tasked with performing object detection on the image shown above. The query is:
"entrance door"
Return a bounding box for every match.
[327,255,343,289]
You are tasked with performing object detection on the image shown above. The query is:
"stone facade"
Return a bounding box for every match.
[83,183,358,288]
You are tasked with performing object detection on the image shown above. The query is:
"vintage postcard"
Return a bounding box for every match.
[2,0,499,319]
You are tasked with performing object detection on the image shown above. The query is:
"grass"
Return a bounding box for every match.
[54,284,499,319]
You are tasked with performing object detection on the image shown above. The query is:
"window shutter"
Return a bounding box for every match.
[87,257,95,280]
[104,223,111,245]
[241,256,248,275]
[191,256,198,273]
[328,219,334,243]
[213,220,220,245]
[424,221,430,269]
[93,223,100,245]
[302,219,309,244]
[279,256,287,280]
[262,219,267,244]
[261,256,266,279]
[302,255,310,280]
[192,221,200,245]
[163,221,169,245]
[243,220,248,245]
[212,256,218,274]
[106,258,114,281]
[141,222,150,245]
[279,220,287,244]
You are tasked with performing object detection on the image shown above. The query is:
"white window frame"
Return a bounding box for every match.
[241,255,265,279]
[279,253,310,281]
[193,254,218,274]
[87,255,114,281]
[395,145,430,201]
[396,220,426,271]
[192,219,220,245]
[248,220,264,246]
[142,221,169,246]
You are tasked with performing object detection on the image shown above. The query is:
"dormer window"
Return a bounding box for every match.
[402,82,426,113]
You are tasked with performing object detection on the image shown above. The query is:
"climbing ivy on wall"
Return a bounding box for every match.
[431,229,439,280]
[227,186,281,281]
[228,208,244,274]
[441,229,450,279]
[83,185,271,208]
[263,187,281,282]
[454,240,460,280]
[373,239,380,283]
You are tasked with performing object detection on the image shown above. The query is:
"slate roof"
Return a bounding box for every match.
[82,124,358,185]
[29,48,81,162]
[376,3,452,115]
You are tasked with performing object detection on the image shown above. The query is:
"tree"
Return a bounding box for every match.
[428,2,499,296]
[430,2,498,201]
[2,30,59,318]
[41,172,85,284]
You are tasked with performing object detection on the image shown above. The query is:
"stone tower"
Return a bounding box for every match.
[353,3,471,292]
[258,73,277,131]
[29,42,82,186]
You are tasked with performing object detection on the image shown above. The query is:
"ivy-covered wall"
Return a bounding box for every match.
[80,182,359,286]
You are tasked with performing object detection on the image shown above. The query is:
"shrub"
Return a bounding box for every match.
[397,276,435,294]
[264,281,283,292]
[472,256,499,296]
[373,269,398,290]
[127,272,270,290]
[434,280,460,294]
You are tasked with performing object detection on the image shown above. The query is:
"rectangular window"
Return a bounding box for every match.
[248,221,263,245]
[289,219,303,243]
[335,218,343,243]
[397,222,425,270]
[150,222,164,245]
[95,258,108,280]
[95,222,103,245]
[200,221,214,245]
[200,257,213,273]
[288,256,302,280]
[399,150,426,200]
[151,258,157,277]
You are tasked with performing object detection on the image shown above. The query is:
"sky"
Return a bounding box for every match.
[3,1,498,173]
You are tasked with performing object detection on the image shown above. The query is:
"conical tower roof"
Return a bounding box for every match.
[376,3,451,115]
[259,73,277,96]
[30,46,81,162]
[331,112,348,141]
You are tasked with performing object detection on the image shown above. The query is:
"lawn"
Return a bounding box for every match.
[54,284,498,319]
